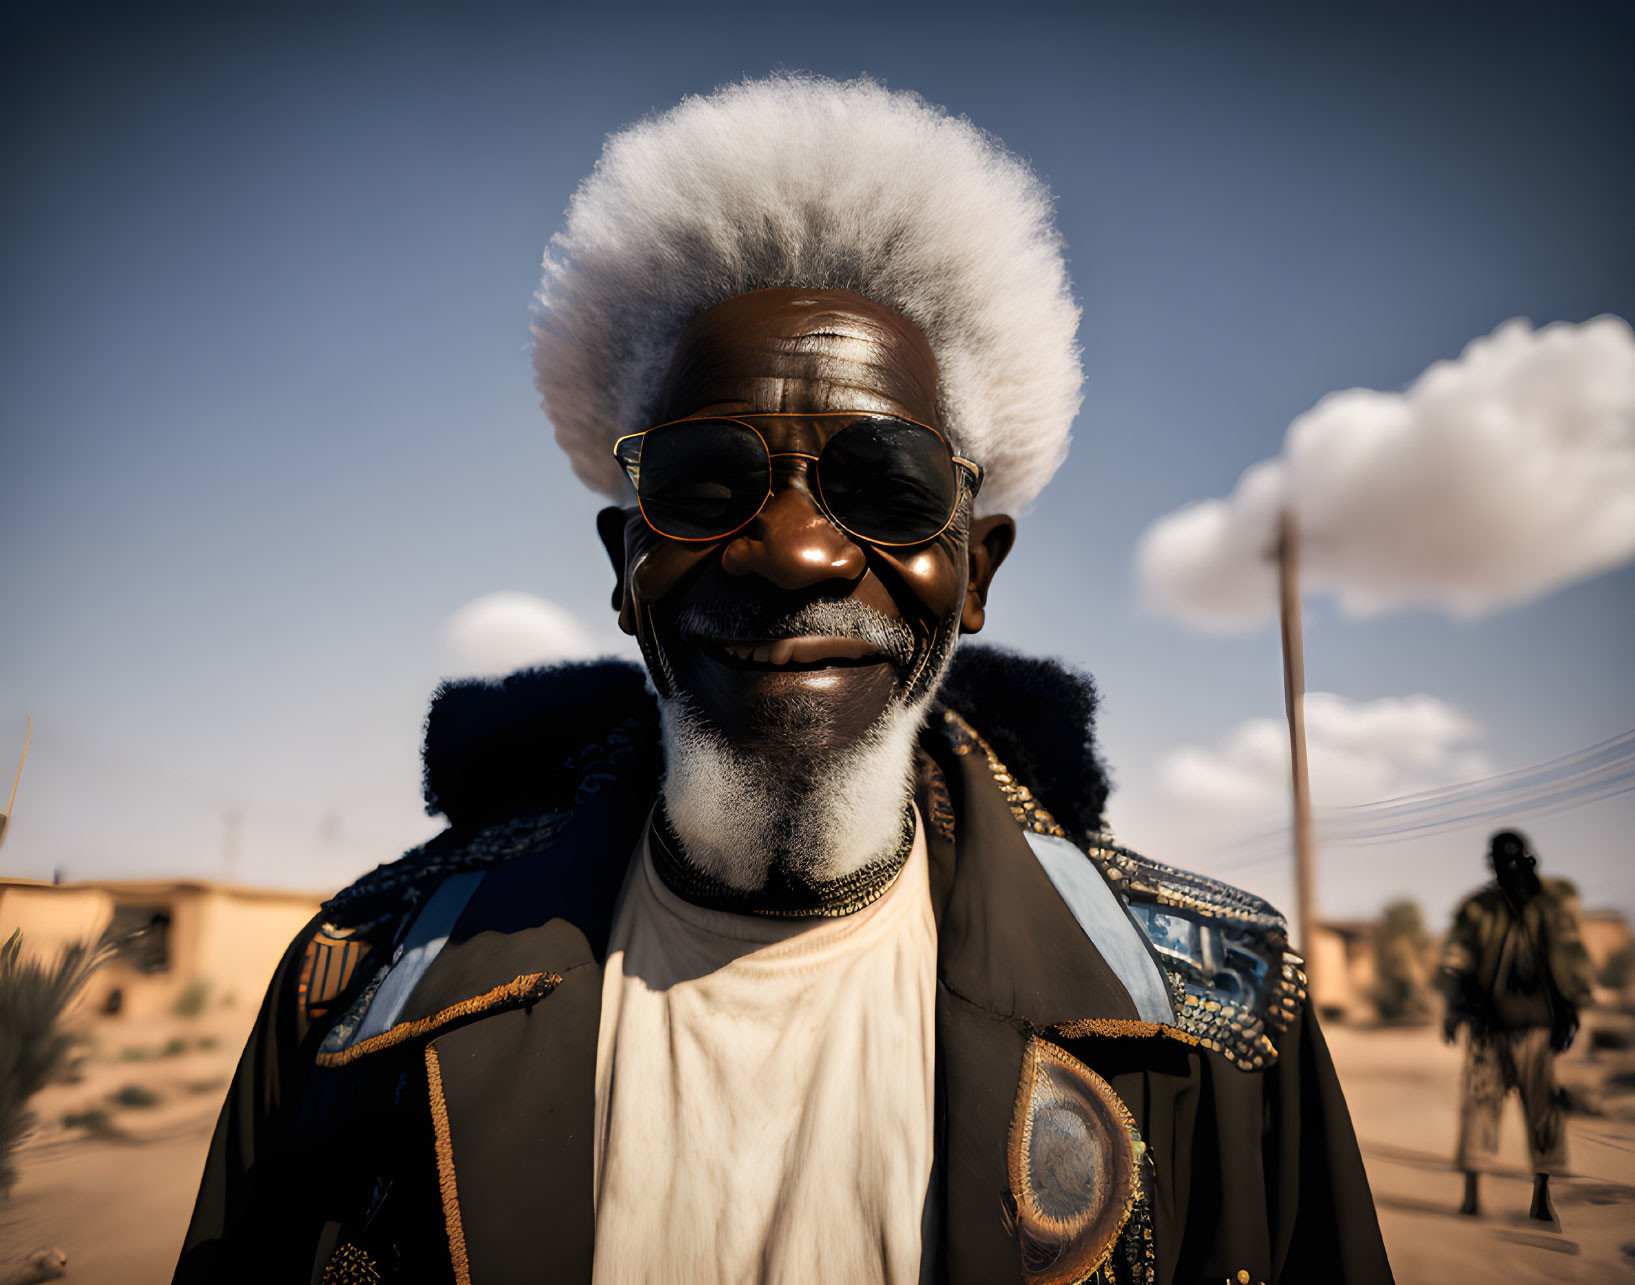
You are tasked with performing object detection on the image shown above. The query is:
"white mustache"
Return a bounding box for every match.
[672,599,917,667]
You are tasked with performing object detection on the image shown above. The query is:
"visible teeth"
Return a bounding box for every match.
[721,642,786,663]
[714,636,880,665]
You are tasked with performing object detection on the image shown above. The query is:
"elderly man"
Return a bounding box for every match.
[177,77,1391,1284]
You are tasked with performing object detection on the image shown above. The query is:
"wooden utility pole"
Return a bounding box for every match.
[1275,510,1318,985]
[0,716,30,856]
[222,807,243,881]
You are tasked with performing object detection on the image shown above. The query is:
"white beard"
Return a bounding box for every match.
[657,686,937,892]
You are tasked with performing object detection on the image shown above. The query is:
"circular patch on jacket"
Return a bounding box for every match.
[1007,1035,1144,1284]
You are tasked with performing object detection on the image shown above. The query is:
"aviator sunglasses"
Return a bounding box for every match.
[613,412,983,547]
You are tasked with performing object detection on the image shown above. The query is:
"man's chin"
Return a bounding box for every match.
[655,661,936,892]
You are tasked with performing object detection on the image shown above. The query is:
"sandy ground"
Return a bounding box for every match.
[0,1006,246,1284]
[2,1008,1632,1282]
[1330,1019,1635,1283]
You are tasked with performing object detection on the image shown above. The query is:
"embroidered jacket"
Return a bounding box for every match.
[175,651,1393,1285]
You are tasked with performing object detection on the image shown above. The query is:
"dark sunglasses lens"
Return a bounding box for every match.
[819,418,959,544]
[637,421,769,539]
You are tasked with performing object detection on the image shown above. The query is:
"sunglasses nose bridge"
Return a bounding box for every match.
[722,482,868,588]
[766,448,817,476]
[758,454,848,540]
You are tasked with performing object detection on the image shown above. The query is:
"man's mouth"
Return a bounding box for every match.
[704,635,889,671]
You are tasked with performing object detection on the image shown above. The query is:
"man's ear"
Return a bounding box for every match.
[961,514,1016,633]
[597,505,638,636]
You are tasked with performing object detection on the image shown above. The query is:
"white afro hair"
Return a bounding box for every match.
[532,74,1083,517]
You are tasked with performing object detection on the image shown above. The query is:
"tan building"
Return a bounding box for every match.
[1581,908,1631,974]
[1305,902,1632,1022]
[0,877,322,1021]
[1307,919,1382,1023]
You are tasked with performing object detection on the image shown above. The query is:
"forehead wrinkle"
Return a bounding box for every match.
[658,289,940,423]
[775,304,893,346]
[767,351,919,413]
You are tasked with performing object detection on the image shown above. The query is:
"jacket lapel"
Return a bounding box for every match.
[425,961,603,1283]
[395,785,645,1283]
[926,719,1141,1026]
[920,722,1143,1284]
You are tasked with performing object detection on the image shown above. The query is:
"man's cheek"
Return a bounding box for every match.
[878,541,968,625]
[629,539,713,605]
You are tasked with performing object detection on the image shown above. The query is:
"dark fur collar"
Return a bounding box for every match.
[421,659,661,828]
[421,645,1109,836]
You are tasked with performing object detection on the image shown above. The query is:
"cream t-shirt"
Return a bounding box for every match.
[592,813,937,1285]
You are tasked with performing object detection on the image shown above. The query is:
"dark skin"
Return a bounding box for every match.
[1492,847,1542,905]
[597,287,1015,757]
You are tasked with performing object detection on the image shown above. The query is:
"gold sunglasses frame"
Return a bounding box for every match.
[612,411,984,548]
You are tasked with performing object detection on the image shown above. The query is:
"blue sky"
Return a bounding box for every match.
[3,2,1631,926]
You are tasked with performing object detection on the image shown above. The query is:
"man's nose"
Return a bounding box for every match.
[720,478,867,589]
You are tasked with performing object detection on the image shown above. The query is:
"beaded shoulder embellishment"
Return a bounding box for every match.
[940,708,1307,1070]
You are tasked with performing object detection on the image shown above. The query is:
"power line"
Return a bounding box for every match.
[1330,730,1635,822]
[1199,728,1635,872]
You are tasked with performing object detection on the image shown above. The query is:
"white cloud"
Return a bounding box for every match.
[445,592,595,675]
[1137,315,1635,630]
[1158,692,1491,817]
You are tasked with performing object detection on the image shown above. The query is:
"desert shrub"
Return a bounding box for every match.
[123,1036,197,1060]
[106,1083,160,1109]
[0,930,110,1195]
[1600,943,1634,993]
[1589,1025,1634,1054]
[1372,899,1432,1021]
[172,979,211,1018]
[62,1106,120,1138]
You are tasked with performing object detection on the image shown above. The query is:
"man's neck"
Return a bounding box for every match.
[649,800,916,918]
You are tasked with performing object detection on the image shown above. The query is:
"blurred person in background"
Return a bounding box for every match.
[174,76,1392,1284]
[1439,828,1594,1222]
